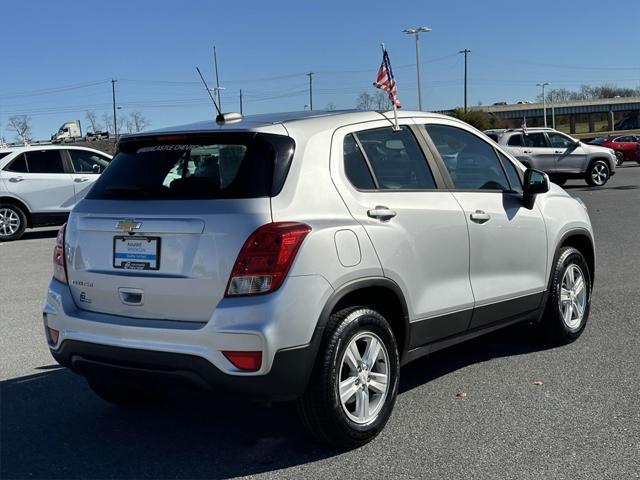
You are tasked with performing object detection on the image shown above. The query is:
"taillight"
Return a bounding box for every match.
[53,223,67,284]
[226,222,311,296]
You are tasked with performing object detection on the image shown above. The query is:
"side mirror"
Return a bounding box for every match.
[523,168,549,209]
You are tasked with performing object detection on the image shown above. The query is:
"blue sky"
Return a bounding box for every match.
[1,0,638,140]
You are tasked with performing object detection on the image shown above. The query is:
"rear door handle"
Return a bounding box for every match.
[367,206,397,221]
[470,210,491,224]
[74,177,89,183]
[8,176,24,182]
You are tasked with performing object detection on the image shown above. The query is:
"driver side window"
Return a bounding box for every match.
[68,150,110,174]
[424,125,510,191]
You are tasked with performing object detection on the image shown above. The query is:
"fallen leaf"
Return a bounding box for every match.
[455,391,467,398]
[533,380,544,386]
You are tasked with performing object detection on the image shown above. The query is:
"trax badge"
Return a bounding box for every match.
[116,219,142,232]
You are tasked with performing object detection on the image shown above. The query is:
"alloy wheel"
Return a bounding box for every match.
[338,331,389,424]
[590,163,608,186]
[559,264,587,330]
[0,208,20,237]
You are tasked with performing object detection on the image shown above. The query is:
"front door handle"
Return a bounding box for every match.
[555,150,564,154]
[523,150,533,154]
[367,206,397,221]
[74,177,89,183]
[8,176,24,182]
[470,210,491,224]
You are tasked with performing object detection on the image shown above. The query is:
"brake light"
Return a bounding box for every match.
[226,222,311,296]
[53,223,67,284]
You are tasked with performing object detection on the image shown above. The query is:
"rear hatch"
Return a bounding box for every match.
[65,131,294,322]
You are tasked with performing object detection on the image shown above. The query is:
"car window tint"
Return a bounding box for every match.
[68,150,111,173]
[355,126,435,190]
[523,133,548,148]
[507,134,524,146]
[25,150,65,173]
[548,132,575,148]
[5,154,28,172]
[498,152,523,194]
[0,152,12,161]
[425,125,510,191]
[343,134,375,189]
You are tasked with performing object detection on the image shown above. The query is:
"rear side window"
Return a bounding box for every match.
[87,134,285,200]
[5,154,28,172]
[507,134,524,146]
[523,133,549,148]
[25,150,65,173]
[354,126,436,190]
[425,125,510,191]
[68,150,111,173]
[0,152,11,161]
[343,134,376,189]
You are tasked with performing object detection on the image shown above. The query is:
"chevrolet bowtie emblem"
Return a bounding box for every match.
[116,219,142,232]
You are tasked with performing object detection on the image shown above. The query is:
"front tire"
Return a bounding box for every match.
[586,160,610,186]
[297,307,400,448]
[539,247,592,344]
[0,203,27,241]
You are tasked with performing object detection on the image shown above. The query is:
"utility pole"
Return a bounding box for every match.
[111,79,117,137]
[403,26,431,111]
[213,45,222,110]
[306,72,314,111]
[537,82,550,128]
[459,49,471,112]
[239,89,243,115]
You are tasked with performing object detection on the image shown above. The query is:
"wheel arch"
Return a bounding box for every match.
[557,229,595,285]
[318,277,411,363]
[0,196,32,227]
[587,156,614,174]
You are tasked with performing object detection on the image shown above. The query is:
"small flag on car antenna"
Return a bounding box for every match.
[374,44,401,131]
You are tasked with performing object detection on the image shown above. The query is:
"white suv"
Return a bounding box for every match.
[0,145,112,240]
[43,111,595,447]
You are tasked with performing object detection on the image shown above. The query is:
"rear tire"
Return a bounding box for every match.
[586,160,610,186]
[297,307,400,448]
[539,247,591,344]
[0,203,27,241]
[615,151,624,166]
[87,378,166,406]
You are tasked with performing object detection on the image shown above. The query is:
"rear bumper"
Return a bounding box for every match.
[51,339,318,401]
[43,274,333,400]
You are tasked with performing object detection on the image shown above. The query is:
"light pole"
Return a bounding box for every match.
[403,26,431,111]
[537,82,550,128]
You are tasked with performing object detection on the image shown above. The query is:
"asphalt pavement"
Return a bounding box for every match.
[1,165,639,479]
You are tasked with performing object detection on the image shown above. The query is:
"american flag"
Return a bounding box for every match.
[521,115,528,135]
[373,49,401,108]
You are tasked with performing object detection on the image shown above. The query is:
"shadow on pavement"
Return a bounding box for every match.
[15,228,59,241]
[0,324,549,479]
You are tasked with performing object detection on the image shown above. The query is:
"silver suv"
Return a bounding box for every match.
[0,145,112,240]
[490,128,616,186]
[44,111,595,447]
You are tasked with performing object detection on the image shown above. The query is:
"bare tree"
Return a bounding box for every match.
[374,91,389,110]
[127,111,150,133]
[325,101,336,111]
[85,110,100,132]
[7,115,32,143]
[102,113,126,135]
[356,92,375,110]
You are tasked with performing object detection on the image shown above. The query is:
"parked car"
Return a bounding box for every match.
[0,145,112,240]
[588,135,640,166]
[43,111,595,448]
[490,127,617,186]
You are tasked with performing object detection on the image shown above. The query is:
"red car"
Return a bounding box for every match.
[589,135,640,165]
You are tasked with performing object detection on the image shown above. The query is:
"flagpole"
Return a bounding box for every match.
[381,43,400,131]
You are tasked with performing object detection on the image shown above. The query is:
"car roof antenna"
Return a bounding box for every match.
[196,66,223,121]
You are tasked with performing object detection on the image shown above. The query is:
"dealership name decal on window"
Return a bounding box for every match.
[137,145,200,153]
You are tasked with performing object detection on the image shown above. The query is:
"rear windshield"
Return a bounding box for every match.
[87,133,292,200]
